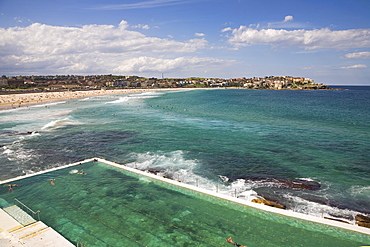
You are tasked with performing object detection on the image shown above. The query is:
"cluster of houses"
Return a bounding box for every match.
[0,75,329,91]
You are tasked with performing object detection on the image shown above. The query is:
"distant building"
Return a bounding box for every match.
[7,79,24,87]
[0,78,8,86]
[113,80,129,87]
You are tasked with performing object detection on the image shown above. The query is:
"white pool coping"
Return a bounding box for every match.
[1,157,370,237]
[0,158,95,185]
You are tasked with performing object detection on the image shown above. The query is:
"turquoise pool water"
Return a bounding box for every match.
[1,161,369,247]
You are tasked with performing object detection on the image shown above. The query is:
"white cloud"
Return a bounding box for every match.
[132,24,150,30]
[344,51,370,59]
[0,20,207,56]
[227,27,370,50]
[341,64,367,69]
[283,15,293,22]
[113,56,235,74]
[221,27,232,32]
[266,15,306,29]
[0,20,237,75]
[195,33,205,37]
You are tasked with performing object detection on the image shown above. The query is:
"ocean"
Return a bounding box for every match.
[1,86,370,223]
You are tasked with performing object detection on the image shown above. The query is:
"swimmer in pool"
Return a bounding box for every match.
[5,184,18,192]
[225,237,247,247]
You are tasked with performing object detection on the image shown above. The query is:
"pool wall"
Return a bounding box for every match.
[1,157,370,236]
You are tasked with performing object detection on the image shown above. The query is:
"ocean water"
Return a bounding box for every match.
[1,87,370,224]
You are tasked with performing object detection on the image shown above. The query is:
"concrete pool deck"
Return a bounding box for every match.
[0,208,75,247]
[1,157,369,247]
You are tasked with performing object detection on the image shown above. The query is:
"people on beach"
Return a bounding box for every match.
[0,89,160,110]
[225,237,247,247]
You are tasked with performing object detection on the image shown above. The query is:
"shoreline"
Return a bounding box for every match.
[0,87,343,111]
[0,88,185,111]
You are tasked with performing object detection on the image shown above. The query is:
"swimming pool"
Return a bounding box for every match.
[1,160,369,247]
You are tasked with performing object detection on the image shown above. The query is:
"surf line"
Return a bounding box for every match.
[1,157,370,236]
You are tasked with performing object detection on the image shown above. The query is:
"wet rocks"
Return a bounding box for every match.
[272,177,321,190]
[229,175,321,190]
[356,214,370,228]
[144,169,173,180]
[146,169,162,175]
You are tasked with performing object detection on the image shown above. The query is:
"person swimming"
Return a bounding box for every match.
[225,237,247,247]
[50,179,55,185]
[5,184,18,192]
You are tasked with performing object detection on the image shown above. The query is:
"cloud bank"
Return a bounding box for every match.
[344,51,370,59]
[0,20,234,75]
[341,64,367,69]
[224,27,370,50]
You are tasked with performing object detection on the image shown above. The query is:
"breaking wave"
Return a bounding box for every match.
[30,101,66,108]
[105,92,164,104]
[41,117,82,131]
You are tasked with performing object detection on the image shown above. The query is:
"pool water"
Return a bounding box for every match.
[0,161,369,247]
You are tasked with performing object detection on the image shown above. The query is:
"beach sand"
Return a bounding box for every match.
[0,89,177,110]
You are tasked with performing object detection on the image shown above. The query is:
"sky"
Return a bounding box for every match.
[0,0,370,85]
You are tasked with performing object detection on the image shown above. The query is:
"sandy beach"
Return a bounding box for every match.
[0,89,175,110]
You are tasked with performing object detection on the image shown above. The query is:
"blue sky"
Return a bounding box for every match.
[0,0,369,85]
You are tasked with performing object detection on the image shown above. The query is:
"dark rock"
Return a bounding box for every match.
[357,222,370,228]
[146,169,162,175]
[355,214,370,228]
[273,177,321,190]
[356,214,370,222]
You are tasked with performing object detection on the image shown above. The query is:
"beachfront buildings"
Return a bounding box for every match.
[0,75,329,91]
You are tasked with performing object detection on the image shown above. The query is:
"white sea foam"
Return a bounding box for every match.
[30,101,66,108]
[2,146,13,155]
[0,108,22,113]
[298,177,315,182]
[127,150,259,200]
[349,185,370,199]
[105,97,130,104]
[0,108,73,123]
[105,92,162,104]
[41,117,82,130]
[127,150,216,189]
[29,131,40,137]
[22,169,37,176]
[79,97,90,101]
[283,194,363,223]
[4,145,37,162]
